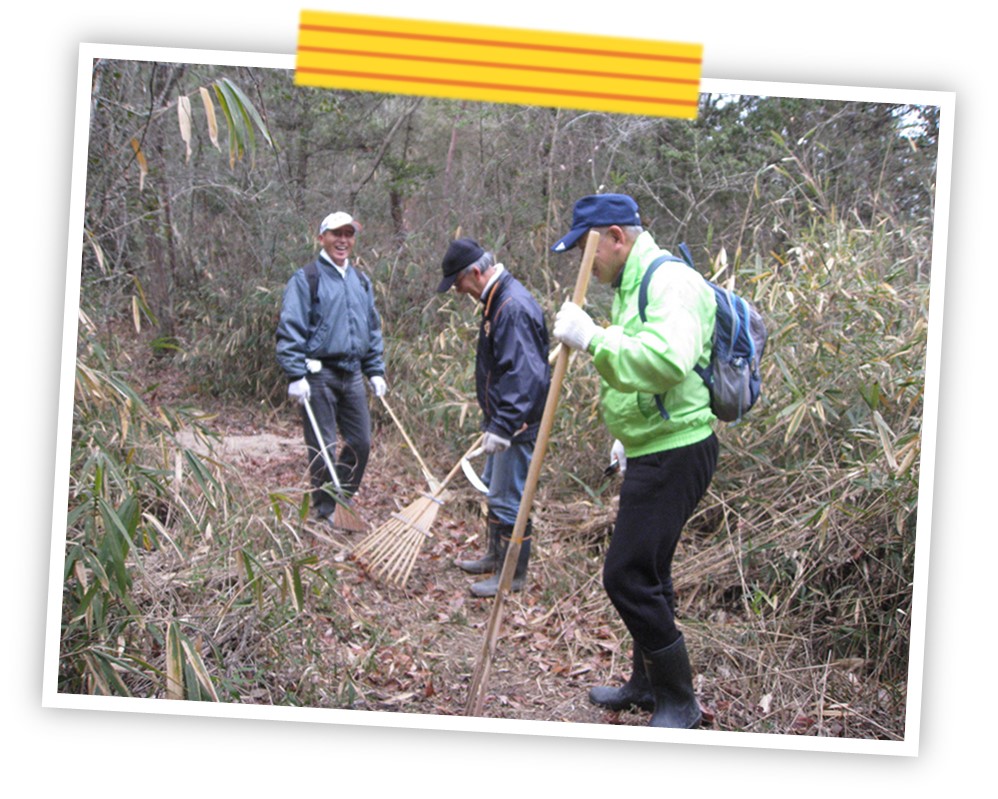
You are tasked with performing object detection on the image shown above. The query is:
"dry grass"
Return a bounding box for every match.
[61,192,925,741]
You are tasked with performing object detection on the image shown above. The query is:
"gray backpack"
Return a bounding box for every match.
[639,244,767,423]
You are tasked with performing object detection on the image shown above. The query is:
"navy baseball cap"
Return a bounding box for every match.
[437,237,486,293]
[551,194,642,252]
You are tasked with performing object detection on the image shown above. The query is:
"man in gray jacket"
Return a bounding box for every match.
[276,211,388,524]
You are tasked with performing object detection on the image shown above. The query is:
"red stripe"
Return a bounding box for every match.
[297,45,700,86]
[295,66,699,108]
[299,24,702,65]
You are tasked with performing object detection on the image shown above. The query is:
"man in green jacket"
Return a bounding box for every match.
[551,193,718,729]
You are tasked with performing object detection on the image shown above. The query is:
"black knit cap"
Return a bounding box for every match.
[437,237,486,293]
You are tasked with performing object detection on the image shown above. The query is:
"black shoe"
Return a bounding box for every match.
[642,634,702,729]
[589,645,654,711]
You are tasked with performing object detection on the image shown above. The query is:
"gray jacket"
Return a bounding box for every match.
[276,255,385,381]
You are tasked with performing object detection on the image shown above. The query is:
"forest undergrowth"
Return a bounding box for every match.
[65,76,937,740]
[60,204,928,741]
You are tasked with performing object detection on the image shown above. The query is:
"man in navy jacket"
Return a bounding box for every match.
[436,238,550,597]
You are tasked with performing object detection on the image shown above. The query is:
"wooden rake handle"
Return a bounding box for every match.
[431,435,486,499]
[379,395,441,492]
[464,229,599,717]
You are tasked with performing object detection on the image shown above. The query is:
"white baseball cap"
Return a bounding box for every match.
[319,211,362,235]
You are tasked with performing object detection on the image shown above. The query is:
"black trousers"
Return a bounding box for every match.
[301,367,371,514]
[603,433,718,653]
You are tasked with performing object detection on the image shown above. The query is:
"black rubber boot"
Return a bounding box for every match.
[470,523,531,597]
[642,634,702,729]
[455,516,502,574]
[588,645,654,711]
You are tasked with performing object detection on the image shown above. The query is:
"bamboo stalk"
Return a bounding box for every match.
[464,229,599,716]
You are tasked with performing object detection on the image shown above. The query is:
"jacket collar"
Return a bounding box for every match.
[318,250,349,276]
[614,231,661,293]
[479,264,507,305]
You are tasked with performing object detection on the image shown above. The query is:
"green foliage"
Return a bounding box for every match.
[181,284,286,402]
[61,312,340,700]
[73,66,939,730]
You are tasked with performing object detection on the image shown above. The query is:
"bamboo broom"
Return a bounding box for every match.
[464,229,598,717]
[352,435,484,588]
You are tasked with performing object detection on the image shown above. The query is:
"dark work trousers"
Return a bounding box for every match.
[301,367,371,516]
[603,433,718,654]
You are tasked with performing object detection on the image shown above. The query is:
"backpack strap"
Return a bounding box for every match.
[637,248,712,421]
[304,259,320,329]
[637,254,681,323]
[638,253,684,420]
[677,241,695,269]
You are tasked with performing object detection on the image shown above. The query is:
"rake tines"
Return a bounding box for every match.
[352,437,482,588]
[332,500,368,533]
[352,502,438,585]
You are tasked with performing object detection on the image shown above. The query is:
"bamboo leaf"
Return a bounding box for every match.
[130,274,158,327]
[784,402,808,445]
[181,639,220,701]
[83,653,113,696]
[85,650,133,696]
[177,94,193,163]
[211,82,237,167]
[220,78,256,157]
[129,138,148,191]
[212,80,247,168]
[79,548,111,592]
[84,229,107,274]
[220,77,274,148]
[199,86,220,151]
[240,549,264,610]
[181,449,221,508]
[96,498,132,594]
[872,410,898,470]
[896,438,920,477]
[289,562,304,613]
[166,623,184,700]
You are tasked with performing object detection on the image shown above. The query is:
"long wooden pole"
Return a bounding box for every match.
[464,230,599,716]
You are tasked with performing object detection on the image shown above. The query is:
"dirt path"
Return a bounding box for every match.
[187,406,645,727]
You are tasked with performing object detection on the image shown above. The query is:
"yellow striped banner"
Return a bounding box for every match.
[295,10,702,119]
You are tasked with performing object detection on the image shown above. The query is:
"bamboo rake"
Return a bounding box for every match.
[351,435,484,588]
[464,229,599,716]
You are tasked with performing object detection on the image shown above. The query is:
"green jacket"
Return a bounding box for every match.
[588,231,716,457]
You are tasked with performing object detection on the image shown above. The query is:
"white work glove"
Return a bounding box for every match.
[482,432,511,454]
[610,439,627,475]
[288,376,311,405]
[553,301,598,352]
[369,375,388,397]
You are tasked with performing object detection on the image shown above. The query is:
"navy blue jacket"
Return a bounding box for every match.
[476,270,551,441]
